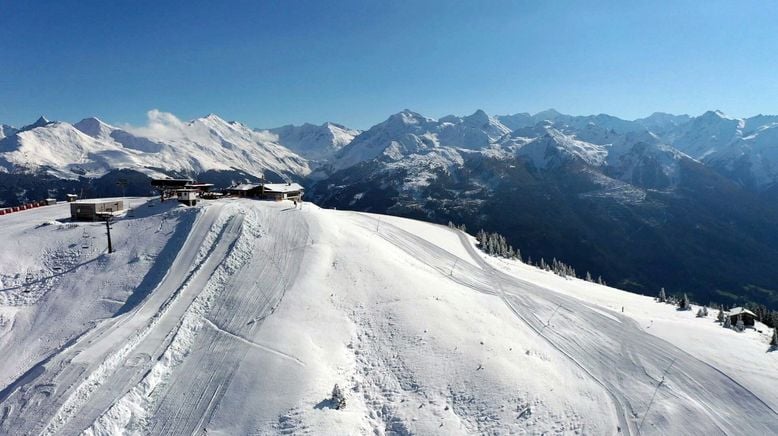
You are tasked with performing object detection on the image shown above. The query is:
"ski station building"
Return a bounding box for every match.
[227,182,304,202]
[150,178,214,204]
[70,199,125,221]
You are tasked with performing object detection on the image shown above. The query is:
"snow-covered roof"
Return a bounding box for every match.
[228,183,261,191]
[728,307,757,317]
[262,183,304,193]
[74,198,124,204]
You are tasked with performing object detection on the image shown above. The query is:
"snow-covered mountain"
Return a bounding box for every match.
[0,124,18,140]
[328,109,510,173]
[0,112,310,180]
[1,198,776,434]
[264,122,360,162]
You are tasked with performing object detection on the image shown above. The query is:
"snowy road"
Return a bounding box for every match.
[354,213,778,435]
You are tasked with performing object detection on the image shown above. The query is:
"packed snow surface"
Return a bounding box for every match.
[0,199,776,435]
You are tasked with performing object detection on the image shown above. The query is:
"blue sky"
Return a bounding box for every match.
[1,0,777,129]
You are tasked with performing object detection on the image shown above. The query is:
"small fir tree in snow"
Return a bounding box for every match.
[702,306,708,317]
[771,328,778,348]
[717,306,726,323]
[658,287,667,303]
[696,308,705,317]
[678,293,691,311]
[723,314,732,329]
[331,384,346,410]
[586,271,593,282]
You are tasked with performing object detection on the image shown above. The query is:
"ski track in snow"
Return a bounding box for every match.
[350,213,778,435]
[1,199,777,435]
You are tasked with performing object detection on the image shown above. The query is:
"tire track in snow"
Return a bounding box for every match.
[77,209,247,435]
[148,203,309,435]
[453,230,778,435]
[201,317,305,367]
[34,206,239,436]
[86,202,310,435]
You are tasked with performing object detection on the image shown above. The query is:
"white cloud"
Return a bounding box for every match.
[121,109,188,141]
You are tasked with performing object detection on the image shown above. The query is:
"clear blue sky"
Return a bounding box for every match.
[1,0,777,129]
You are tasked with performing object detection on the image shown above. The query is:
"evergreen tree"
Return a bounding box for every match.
[658,287,667,303]
[771,328,778,348]
[331,384,346,410]
[717,306,725,323]
[679,293,691,311]
[702,306,708,317]
[723,314,732,329]
[586,271,593,282]
[696,308,704,317]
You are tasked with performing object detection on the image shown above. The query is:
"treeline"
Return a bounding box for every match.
[452,223,778,325]
[450,223,607,283]
[474,229,520,259]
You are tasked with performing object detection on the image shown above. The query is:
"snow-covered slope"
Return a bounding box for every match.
[264,122,360,162]
[0,198,776,435]
[0,111,310,180]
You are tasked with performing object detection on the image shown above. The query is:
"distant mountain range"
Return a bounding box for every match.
[4,108,778,310]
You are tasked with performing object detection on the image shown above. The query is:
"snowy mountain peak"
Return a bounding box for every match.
[700,109,732,121]
[387,109,432,126]
[20,116,52,131]
[533,108,563,121]
[193,113,230,126]
[265,121,360,162]
[74,117,115,138]
[464,109,490,123]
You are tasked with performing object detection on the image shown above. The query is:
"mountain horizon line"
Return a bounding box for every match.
[5,107,772,133]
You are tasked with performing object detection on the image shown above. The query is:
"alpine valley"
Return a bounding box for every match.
[3,108,778,310]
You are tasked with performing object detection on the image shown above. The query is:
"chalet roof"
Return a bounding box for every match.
[228,183,261,191]
[262,183,304,193]
[150,178,194,187]
[728,307,757,318]
[74,198,124,204]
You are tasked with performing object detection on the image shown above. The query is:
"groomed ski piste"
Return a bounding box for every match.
[0,198,776,435]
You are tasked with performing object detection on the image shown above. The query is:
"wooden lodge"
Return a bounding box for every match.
[727,307,757,327]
